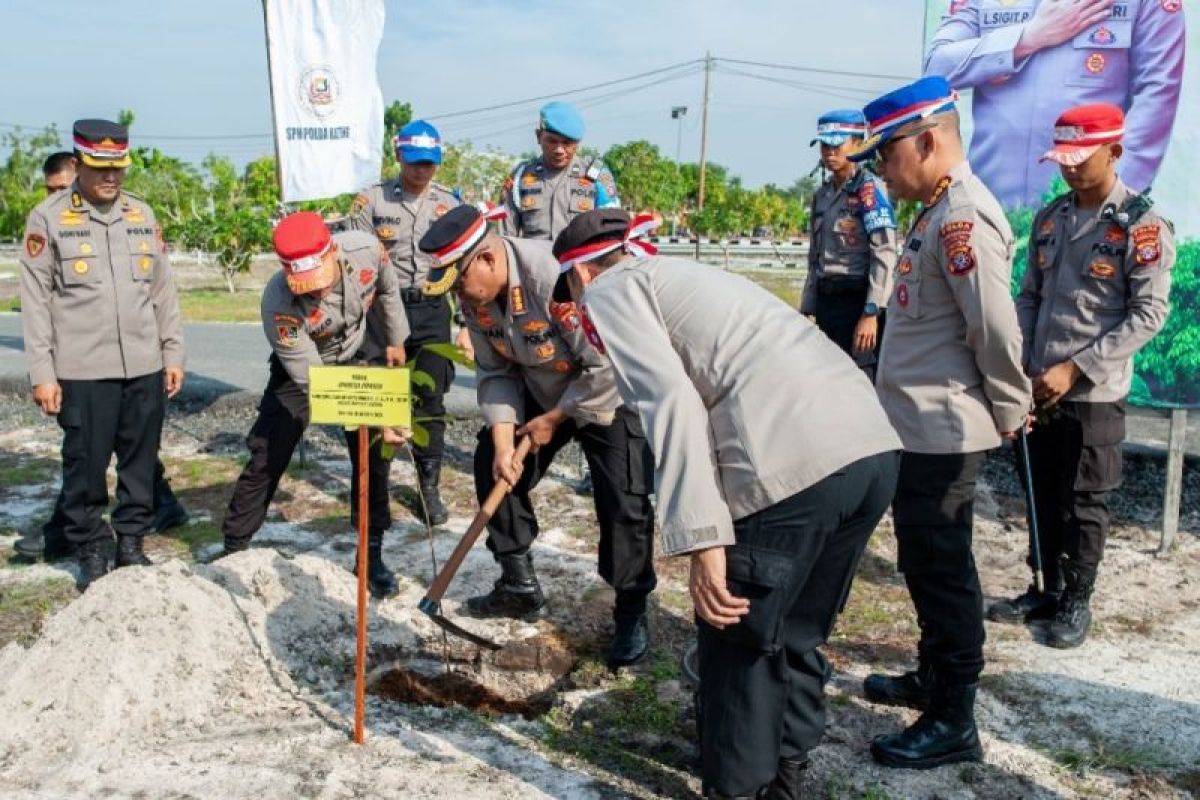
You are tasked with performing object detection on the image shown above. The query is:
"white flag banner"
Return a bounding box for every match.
[264,0,385,202]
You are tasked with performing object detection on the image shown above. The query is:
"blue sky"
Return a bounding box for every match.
[0,0,924,188]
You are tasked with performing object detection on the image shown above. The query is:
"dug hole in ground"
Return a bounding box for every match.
[0,397,1197,800]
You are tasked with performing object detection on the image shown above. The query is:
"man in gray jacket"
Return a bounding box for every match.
[418,205,657,667]
[19,119,185,589]
[553,208,901,799]
[850,77,1033,770]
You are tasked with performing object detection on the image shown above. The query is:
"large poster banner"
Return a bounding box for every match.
[922,0,1197,408]
[265,0,385,203]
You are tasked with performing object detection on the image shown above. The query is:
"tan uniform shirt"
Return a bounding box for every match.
[19,185,184,385]
[582,255,903,557]
[877,160,1031,454]
[467,237,618,427]
[499,155,620,240]
[261,230,407,385]
[800,168,899,313]
[348,179,460,288]
[1017,180,1173,403]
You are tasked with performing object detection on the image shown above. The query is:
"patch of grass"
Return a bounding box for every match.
[1038,733,1175,776]
[0,294,20,312]
[741,270,805,308]
[0,578,76,647]
[177,288,262,323]
[170,520,223,554]
[861,785,894,800]
[0,460,55,486]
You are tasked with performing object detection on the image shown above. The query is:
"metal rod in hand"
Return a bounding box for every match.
[353,425,369,744]
[1018,427,1044,594]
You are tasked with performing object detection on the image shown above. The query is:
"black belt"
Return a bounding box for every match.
[401,287,438,304]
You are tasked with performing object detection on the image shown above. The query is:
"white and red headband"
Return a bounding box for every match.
[556,215,661,272]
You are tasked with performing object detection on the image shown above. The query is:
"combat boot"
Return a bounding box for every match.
[222,535,252,557]
[1046,564,1095,649]
[760,756,809,799]
[77,540,109,590]
[863,661,934,710]
[153,476,190,533]
[609,590,650,667]
[115,535,153,568]
[353,529,399,599]
[416,458,450,526]
[987,560,1063,623]
[871,682,983,770]
[466,550,547,619]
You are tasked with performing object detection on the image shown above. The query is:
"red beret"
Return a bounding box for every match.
[273,212,336,294]
[1042,103,1125,167]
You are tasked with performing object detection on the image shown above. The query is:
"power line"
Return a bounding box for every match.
[717,66,880,103]
[424,59,703,121]
[716,57,914,83]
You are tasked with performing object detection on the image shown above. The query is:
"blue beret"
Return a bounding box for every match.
[811,108,868,147]
[848,76,957,163]
[394,119,443,165]
[539,101,585,141]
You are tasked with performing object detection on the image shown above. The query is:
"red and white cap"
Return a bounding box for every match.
[554,214,662,272]
[1041,103,1125,166]
[273,211,337,295]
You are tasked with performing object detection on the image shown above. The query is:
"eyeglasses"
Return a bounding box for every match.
[876,122,938,165]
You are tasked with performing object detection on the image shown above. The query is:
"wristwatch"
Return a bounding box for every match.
[863,302,880,317]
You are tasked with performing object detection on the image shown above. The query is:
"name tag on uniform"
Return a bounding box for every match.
[980,3,1033,29]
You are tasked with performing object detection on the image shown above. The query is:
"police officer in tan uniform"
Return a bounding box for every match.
[499,101,620,241]
[801,109,898,378]
[14,151,188,562]
[988,104,1172,648]
[19,119,185,589]
[349,120,461,524]
[417,205,656,667]
[848,78,1032,769]
[221,212,409,598]
[553,208,901,799]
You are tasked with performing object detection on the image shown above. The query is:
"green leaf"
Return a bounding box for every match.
[422,342,476,369]
[410,422,430,449]
[410,370,437,391]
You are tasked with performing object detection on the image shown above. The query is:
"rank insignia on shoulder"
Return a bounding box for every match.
[25,234,45,258]
[276,325,300,347]
[510,286,528,316]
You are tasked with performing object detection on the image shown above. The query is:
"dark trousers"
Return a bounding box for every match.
[813,281,882,380]
[404,293,454,463]
[57,372,165,544]
[1019,401,1124,582]
[221,355,392,542]
[893,451,987,685]
[473,403,656,597]
[696,450,899,797]
[44,458,174,536]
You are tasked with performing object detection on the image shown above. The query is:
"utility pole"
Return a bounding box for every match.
[671,105,687,236]
[696,51,713,258]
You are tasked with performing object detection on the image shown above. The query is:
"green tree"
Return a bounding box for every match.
[0,126,61,240]
[381,100,413,173]
[602,140,684,216]
[438,141,514,203]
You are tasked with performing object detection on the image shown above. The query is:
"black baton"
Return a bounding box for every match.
[1018,427,1044,594]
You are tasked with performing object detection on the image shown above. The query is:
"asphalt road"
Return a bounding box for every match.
[0,313,1196,457]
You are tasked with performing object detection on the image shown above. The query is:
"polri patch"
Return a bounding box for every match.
[940,220,976,276]
[25,233,45,258]
[1132,225,1161,265]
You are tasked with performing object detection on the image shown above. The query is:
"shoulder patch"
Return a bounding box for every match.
[1131,224,1161,266]
[858,178,896,233]
[351,193,369,213]
[25,233,46,258]
[940,220,976,276]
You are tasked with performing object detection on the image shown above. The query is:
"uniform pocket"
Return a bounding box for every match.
[1064,21,1131,89]
[130,253,156,282]
[621,410,654,496]
[57,240,101,286]
[721,546,795,654]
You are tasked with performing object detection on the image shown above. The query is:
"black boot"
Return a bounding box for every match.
[609,591,650,667]
[987,582,1060,623]
[465,551,547,619]
[153,476,190,533]
[871,682,983,769]
[77,540,109,590]
[416,458,449,526]
[115,535,153,568]
[353,530,399,599]
[222,535,252,557]
[1046,564,1095,649]
[863,662,934,710]
[760,756,809,800]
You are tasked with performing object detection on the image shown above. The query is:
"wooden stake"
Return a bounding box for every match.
[1159,408,1187,556]
[354,424,369,743]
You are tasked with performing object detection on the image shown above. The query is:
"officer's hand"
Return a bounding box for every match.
[493,443,524,487]
[385,345,406,367]
[1017,0,1115,58]
[455,326,475,362]
[164,368,185,399]
[1033,361,1082,408]
[32,382,62,416]
[382,426,408,446]
[853,315,879,354]
[516,409,566,453]
[689,546,751,629]
[1000,413,1035,440]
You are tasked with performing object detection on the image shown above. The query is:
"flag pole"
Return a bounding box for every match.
[261,0,286,200]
